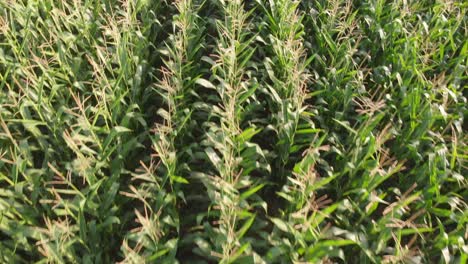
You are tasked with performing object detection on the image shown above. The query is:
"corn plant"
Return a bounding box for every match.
[0,0,466,263]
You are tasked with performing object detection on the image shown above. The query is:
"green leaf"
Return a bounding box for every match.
[270,218,289,233]
[240,183,265,201]
[171,175,189,184]
[205,147,222,170]
[195,78,216,89]
[237,214,255,240]
[113,126,132,134]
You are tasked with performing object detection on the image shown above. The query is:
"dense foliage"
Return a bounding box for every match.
[0,0,466,263]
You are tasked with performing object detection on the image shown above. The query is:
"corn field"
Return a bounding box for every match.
[0,0,467,263]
